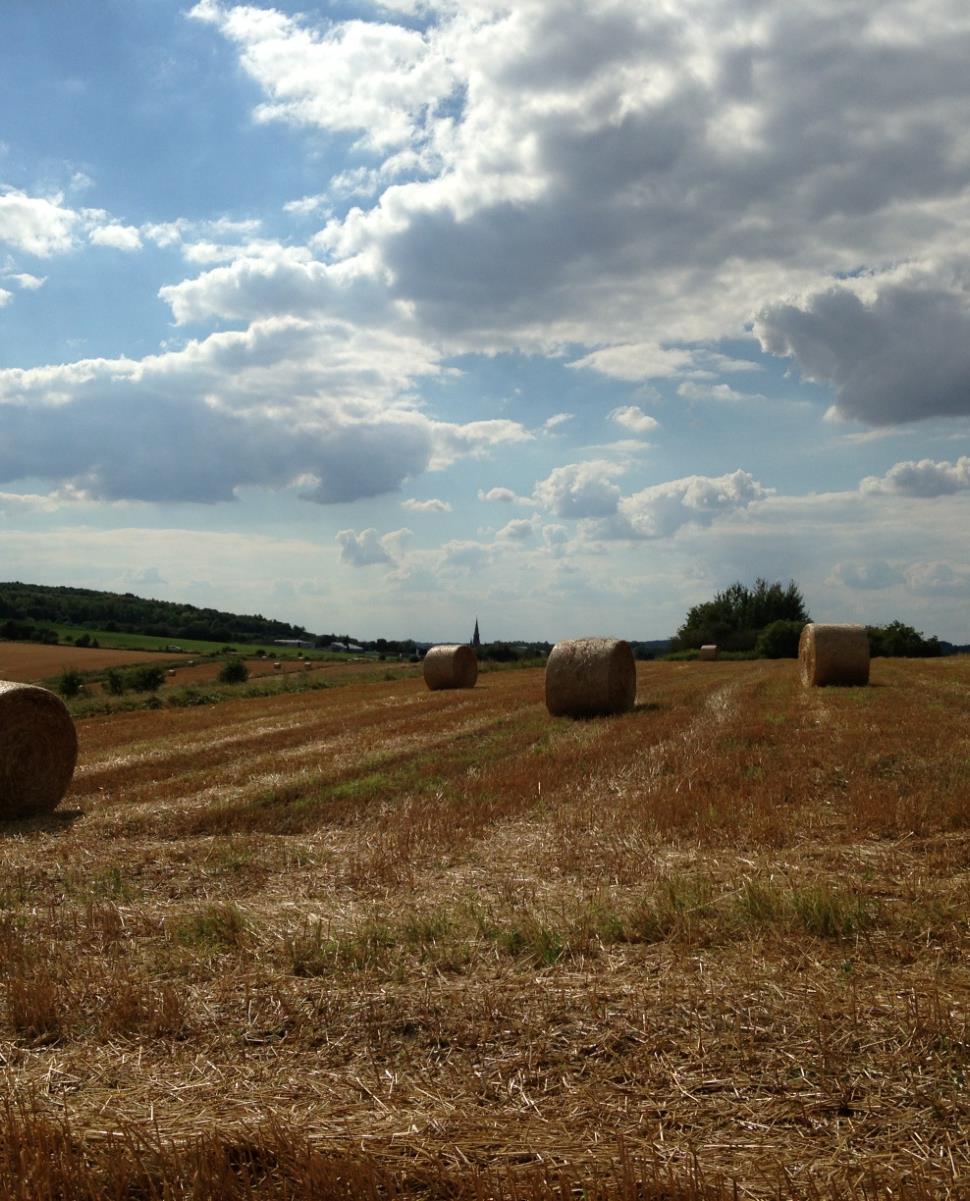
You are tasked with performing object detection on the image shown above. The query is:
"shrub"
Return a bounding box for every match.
[755,619,804,659]
[127,665,165,692]
[104,669,126,696]
[58,669,85,698]
[218,659,249,685]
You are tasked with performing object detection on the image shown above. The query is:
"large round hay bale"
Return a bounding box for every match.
[545,637,636,718]
[0,681,78,820]
[423,645,478,691]
[699,645,719,661]
[799,623,869,687]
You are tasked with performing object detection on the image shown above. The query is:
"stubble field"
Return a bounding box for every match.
[0,658,968,1199]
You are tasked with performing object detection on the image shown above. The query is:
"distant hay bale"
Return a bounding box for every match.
[0,681,78,820]
[167,669,176,676]
[545,637,636,718]
[273,661,282,670]
[699,645,719,661]
[799,623,870,687]
[423,645,478,691]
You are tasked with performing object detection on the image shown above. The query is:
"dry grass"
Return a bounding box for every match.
[0,658,968,1198]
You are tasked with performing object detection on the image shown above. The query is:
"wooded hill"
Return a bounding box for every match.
[0,582,310,646]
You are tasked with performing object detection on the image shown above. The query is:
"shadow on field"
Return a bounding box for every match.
[0,809,84,838]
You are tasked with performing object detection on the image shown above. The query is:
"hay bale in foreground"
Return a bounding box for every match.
[545,637,636,718]
[423,645,478,691]
[699,645,719,661]
[0,681,78,820]
[799,623,869,687]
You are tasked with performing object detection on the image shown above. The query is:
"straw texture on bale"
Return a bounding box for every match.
[545,637,636,718]
[799,623,870,687]
[0,681,78,820]
[699,645,719,661]
[423,644,478,691]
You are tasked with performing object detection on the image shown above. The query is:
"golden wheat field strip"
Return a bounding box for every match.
[0,659,967,1199]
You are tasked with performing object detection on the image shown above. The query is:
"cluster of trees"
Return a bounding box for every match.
[673,580,810,654]
[0,583,309,645]
[673,579,946,659]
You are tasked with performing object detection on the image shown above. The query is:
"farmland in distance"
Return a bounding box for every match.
[1,658,968,1198]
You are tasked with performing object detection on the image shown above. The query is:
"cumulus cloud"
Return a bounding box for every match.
[543,412,573,432]
[757,277,970,425]
[477,485,533,505]
[860,455,970,497]
[828,560,904,590]
[89,223,142,251]
[6,273,46,290]
[533,460,625,519]
[189,0,459,152]
[496,517,535,542]
[336,527,410,566]
[401,497,451,512]
[609,405,659,434]
[174,5,954,360]
[0,289,11,308]
[429,419,532,467]
[595,469,771,540]
[903,561,970,597]
[0,318,521,504]
[0,187,79,256]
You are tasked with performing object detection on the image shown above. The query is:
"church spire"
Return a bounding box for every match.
[472,617,481,648]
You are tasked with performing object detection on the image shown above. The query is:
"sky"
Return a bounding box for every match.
[2,0,970,643]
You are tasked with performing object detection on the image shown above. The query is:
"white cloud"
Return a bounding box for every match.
[543,412,573,432]
[828,560,904,591]
[609,405,659,434]
[903,560,970,597]
[189,1,459,152]
[89,223,143,251]
[6,272,46,290]
[336,526,410,567]
[0,288,11,308]
[478,486,518,504]
[596,469,771,540]
[676,381,760,403]
[191,0,970,379]
[496,517,535,542]
[430,419,532,468]
[757,273,970,425]
[533,460,625,519]
[401,497,451,512]
[860,455,970,497]
[0,187,79,256]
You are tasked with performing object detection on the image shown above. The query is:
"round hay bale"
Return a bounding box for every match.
[698,645,719,661]
[799,623,869,687]
[423,645,478,691]
[273,661,281,670]
[167,669,176,677]
[545,637,636,718]
[0,681,78,820]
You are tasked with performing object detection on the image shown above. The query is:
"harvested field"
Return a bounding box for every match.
[0,641,173,683]
[0,658,968,1199]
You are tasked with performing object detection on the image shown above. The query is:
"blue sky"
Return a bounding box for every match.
[2,0,970,642]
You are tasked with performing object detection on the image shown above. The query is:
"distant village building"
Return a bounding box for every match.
[273,639,314,648]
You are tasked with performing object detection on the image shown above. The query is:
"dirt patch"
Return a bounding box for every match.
[0,641,175,683]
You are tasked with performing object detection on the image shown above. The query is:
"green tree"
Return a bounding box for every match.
[675,579,809,652]
[58,669,84,699]
[218,659,250,684]
[755,619,804,659]
[867,621,941,658]
[127,665,165,692]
